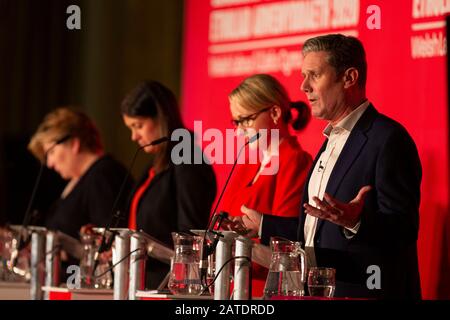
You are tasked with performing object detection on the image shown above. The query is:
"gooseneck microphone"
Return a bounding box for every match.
[200,132,261,287]
[210,132,260,220]
[92,136,169,274]
[9,134,72,270]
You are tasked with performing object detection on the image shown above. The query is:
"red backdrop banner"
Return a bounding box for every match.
[181,0,449,299]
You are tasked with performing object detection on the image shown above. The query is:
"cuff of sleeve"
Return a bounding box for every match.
[258,215,264,238]
[343,220,361,239]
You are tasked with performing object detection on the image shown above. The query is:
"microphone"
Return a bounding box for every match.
[317,160,324,172]
[147,136,170,146]
[92,136,169,274]
[9,134,72,270]
[210,132,260,218]
[200,132,261,286]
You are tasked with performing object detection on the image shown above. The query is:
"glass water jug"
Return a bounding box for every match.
[168,232,203,295]
[263,237,306,299]
[79,233,112,289]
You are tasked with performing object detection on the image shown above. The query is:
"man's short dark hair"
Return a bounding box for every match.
[302,34,367,88]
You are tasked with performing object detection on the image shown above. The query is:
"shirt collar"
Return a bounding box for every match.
[323,100,370,137]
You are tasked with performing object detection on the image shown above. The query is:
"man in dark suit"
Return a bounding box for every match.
[239,34,422,299]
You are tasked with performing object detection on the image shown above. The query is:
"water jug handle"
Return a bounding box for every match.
[297,246,307,283]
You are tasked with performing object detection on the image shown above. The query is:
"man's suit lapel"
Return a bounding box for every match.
[313,104,378,237]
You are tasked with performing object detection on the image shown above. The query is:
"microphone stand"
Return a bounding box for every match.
[92,136,169,275]
[200,132,261,287]
[9,134,72,271]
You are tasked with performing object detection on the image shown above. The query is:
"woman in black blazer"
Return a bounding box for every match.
[27,108,134,285]
[121,81,217,289]
[28,108,133,240]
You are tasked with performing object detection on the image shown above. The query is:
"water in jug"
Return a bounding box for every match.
[263,237,306,299]
[168,232,203,295]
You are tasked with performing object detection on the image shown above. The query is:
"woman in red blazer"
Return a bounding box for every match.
[219,74,313,297]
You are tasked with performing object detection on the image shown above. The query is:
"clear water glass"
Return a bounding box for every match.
[307,267,336,298]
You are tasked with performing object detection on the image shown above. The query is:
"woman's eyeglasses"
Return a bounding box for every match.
[231,106,272,128]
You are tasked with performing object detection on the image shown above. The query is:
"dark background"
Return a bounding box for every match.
[0,0,184,225]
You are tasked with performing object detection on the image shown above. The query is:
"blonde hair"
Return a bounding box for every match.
[28,107,103,163]
[229,74,310,131]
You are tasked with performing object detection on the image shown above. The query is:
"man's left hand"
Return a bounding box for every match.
[303,185,372,228]
[240,205,263,238]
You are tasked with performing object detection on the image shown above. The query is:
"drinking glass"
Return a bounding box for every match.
[307,267,336,298]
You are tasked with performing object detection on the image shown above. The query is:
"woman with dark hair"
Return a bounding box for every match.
[121,80,217,289]
[219,74,313,297]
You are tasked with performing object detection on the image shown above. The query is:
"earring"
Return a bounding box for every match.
[274,119,278,125]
